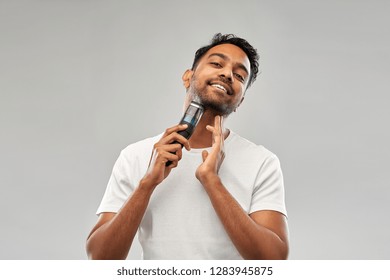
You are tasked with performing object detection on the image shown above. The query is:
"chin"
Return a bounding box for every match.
[202,101,234,117]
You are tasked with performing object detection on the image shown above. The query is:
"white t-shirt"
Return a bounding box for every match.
[97,130,287,259]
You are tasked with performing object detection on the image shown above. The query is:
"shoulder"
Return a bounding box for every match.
[119,133,162,163]
[122,134,161,152]
[226,130,277,161]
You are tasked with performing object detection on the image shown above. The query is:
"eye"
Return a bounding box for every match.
[210,62,222,67]
[234,73,245,82]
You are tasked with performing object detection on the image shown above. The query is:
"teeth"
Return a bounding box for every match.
[211,84,227,92]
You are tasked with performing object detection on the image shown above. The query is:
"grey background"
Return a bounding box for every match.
[1,0,389,259]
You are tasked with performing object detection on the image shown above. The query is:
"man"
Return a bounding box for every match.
[86,33,289,260]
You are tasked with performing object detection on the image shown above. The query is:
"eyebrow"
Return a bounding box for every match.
[207,53,249,76]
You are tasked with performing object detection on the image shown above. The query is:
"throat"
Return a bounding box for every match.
[188,114,230,149]
[189,128,212,148]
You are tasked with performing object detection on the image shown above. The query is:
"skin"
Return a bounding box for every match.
[86,43,289,260]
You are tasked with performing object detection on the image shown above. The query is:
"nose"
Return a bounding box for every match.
[219,67,233,83]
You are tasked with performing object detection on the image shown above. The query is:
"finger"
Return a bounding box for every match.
[205,125,216,145]
[166,158,179,170]
[172,133,191,151]
[159,150,180,164]
[164,134,191,150]
[176,147,183,161]
[215,115,224,135]
[213,119,222,142]
[218,116,224,145]
[206,125,214,132]
[156,143,182,153]
[160,132,190,151]
[201,150,208,162]
[162,124,188,137]
[214,115,220,131]
[153,144,181,166]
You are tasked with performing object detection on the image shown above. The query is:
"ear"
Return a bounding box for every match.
[182,69,193,89]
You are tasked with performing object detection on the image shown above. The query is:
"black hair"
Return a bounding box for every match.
[191,33,259,88]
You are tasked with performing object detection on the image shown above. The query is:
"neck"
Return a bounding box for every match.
[188,110,229,148]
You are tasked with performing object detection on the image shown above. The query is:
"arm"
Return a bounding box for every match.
[86,124,190,260]
[195,116,289,260]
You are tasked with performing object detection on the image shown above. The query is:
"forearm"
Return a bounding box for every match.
[201,175,288,260]
[86,178,156,259]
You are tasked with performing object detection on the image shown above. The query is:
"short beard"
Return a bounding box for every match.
[198,98,234,117]
[189,77,235,117]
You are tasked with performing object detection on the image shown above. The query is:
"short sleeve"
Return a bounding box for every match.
[96,151,136,215]
[249,155,287,217]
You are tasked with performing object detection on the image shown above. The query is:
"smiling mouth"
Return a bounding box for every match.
[209,83,232,95]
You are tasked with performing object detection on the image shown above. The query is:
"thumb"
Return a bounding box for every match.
[201,150,208,162]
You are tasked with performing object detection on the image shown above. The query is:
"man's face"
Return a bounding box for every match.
[185,44,251,117]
